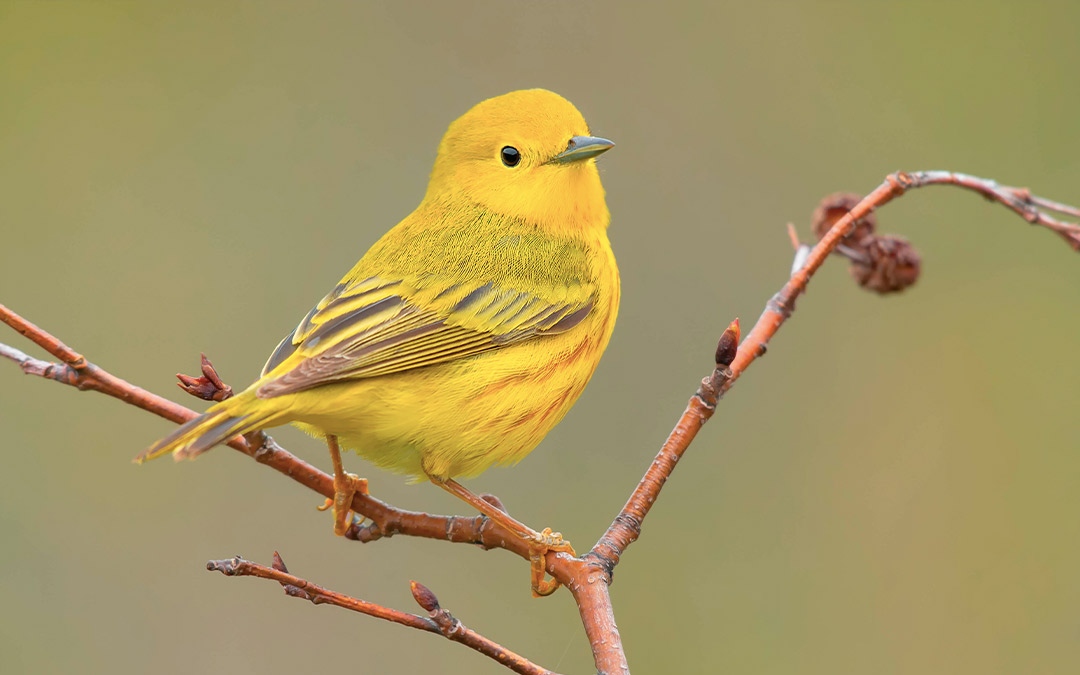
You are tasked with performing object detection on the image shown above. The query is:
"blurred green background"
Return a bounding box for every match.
[2,2,1078,673]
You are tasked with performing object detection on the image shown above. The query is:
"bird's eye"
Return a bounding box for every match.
[500,146,521,167]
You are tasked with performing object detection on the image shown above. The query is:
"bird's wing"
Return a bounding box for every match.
[255,274,593,398]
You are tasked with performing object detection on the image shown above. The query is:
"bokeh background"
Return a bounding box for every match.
[2,2,1078,673]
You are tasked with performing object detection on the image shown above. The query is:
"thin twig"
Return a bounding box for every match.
[0,304,245,443]
[588,322,739,573]
[587,170,1079,574]
[911,171,1080,250]
[207,554,558,675]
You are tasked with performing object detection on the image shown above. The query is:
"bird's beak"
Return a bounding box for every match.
[547,136,615,164]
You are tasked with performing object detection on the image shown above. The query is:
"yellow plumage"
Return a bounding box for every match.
[140,89,619,485]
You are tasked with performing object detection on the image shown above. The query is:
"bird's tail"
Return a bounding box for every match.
[134,392,282,463]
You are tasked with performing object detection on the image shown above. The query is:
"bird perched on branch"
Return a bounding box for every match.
[137,89,619,596]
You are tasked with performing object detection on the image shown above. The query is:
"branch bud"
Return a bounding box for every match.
[715,318,740,367]
[410,580,440,612]
[176,353,234,401]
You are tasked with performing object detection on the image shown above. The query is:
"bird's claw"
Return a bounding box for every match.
[316,472,368,536]
[529,528,575,597]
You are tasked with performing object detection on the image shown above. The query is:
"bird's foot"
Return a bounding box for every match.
[317,471,369,536]
[427,475,574,597]
[529,528,575,597]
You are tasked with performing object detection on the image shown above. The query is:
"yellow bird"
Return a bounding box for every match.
[138,89,619,596]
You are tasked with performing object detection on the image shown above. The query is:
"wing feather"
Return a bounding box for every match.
[257,275,593,399]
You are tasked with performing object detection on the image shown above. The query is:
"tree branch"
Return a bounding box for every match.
[4,170,1076,675]
[586,170,1079,576]
[0,307,246,444]
[0,307,527,554]
[207,553,559,675]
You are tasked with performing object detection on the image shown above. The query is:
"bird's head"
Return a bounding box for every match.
[425,89,614,233]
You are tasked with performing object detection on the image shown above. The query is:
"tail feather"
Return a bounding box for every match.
[135,397,278,463]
